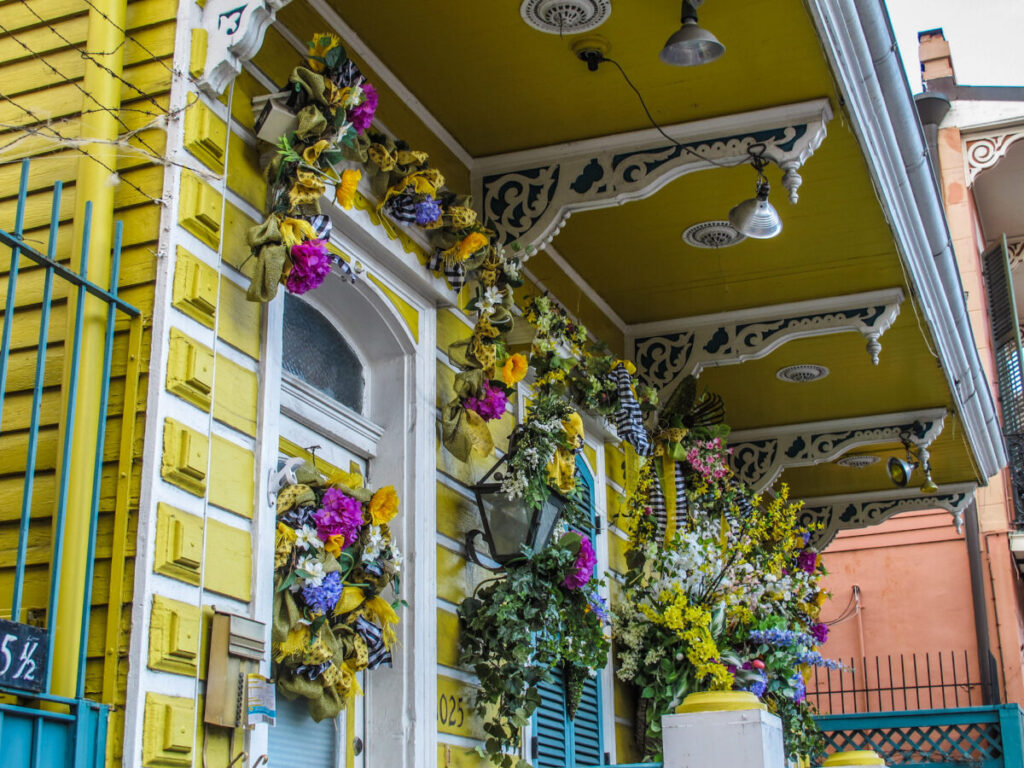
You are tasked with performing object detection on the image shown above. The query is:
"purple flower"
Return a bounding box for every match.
[790,672,806,703]
[797,550,818,574]
[562,534,597,590]
[464,381,508,421]
[348,82,378,133]
[314,488,365,548]
[809,622,829,644]
[414,195,442,226]
[586,588,609,623]
[746,678,768,698]
[286,239,331,294]
[302,571,343,615]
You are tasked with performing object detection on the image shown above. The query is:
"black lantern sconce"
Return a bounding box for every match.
[466,430,570,570]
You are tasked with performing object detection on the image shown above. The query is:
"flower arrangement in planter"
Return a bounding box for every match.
[458,531,609,768]
[614,410,836,761]
[272,459,403,721]
[245,34,377,302]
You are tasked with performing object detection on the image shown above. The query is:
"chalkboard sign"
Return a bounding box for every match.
[0,618,48,693]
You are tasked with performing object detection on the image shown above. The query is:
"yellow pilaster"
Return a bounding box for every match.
[51,0,127,699]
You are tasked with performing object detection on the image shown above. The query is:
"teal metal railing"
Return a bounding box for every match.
[0,159,140,765]
[816,705,1024,767]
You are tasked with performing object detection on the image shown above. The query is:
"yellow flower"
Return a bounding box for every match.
[301,139,330,166]
[279,217,318,247]
[336,168,361,210]
[501,353,528,386]
[369,485,399,525]
[442,232,489,266]
[306,33,341,73]
[562,411,584,450]
[324,533,346,557]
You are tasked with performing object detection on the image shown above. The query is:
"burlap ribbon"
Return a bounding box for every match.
[441,368,494,462]
[246,215,287,302]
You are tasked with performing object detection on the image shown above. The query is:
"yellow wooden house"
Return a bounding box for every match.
[0,0,1009,767]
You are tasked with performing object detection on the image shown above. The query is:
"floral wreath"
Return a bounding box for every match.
[272,458,402,721]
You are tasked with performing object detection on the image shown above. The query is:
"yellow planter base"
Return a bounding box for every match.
[675,690,767,713]
[822,750,885,766]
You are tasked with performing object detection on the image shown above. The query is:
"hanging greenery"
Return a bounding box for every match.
[458,532,609,768]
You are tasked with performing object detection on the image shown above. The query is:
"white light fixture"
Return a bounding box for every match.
[729,151,783,239]
[776,364,829,383]
[521,0,611,35]
[660,1,725,66]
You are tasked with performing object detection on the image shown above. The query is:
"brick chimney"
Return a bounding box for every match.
[919,28,957,89]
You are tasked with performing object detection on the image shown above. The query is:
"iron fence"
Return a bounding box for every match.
[0,159,141,765]
[807,652,984,715]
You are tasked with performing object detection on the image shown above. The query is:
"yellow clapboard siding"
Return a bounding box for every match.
[614,677,635,720]
[0,17,89,63]
[616,722,643,764]
[437,606,463,669]
[436,544,487,606]
[1,378,124,432]
[0,0,175,35]
[437,743,490,768]
[0,24,175,99]
[220,199,258,275]
[0,557,134,615]
[608,532,629,575]
[225,130,265,211]
[436,674,485,741]
[0,415,123,474]
[436,480,480,544]
[0,463,141,523]
[438,308,473,352]
[0,511,125,568]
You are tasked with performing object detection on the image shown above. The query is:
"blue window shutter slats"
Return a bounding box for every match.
[532,458,606,767]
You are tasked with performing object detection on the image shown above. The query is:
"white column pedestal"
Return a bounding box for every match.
[662,705,786,768]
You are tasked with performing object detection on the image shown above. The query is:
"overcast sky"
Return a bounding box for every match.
[886,0,1024,91]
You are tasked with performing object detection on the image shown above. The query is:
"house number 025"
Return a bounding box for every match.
[438,693,465,728]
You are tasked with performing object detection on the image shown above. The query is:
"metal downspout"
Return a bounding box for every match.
[51,0,128,699]
[964,501,999,704]
[849,0,1006,475]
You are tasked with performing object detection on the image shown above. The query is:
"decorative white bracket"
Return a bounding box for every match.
[632,288,904,403]
[1007,237,1024,267]
[197,0,293,97]
[728,407,947,493]
[801,483,976,550]
[966,129,1024,186]
[476,99,832,247]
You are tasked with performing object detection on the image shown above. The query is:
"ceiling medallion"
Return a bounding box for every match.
[520,0,612,34]
[681,220,747,249]
[836,455,882,469]
[776,364,830,383]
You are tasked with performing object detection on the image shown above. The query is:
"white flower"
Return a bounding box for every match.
[476,286,503,317]
[296,557,325,588]
[294,525,321,551]
[391,541,403,573]
[362,525,385,562]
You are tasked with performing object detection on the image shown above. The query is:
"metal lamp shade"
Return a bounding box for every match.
[920,475,939,494]
[887,456,916,487]
[472,481,566,564]
[729,181,783,239]
[660,18,725,66]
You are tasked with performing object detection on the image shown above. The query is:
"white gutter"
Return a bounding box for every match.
[805,0,1006,479]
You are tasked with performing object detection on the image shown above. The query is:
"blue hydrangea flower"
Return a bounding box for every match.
[746,679,768,698]
[749,628,814,647]
[414,196,442,226]
[796,650,843,669]
[302,570,343,615]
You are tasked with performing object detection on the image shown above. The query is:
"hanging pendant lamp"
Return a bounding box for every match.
[729,152,783,239]
[660,1,725,66]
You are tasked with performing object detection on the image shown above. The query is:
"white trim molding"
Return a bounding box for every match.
[197,0,290,96]
[802,482,977,548]
[476,99,833,247]
[631,288,904,398]
[965,129,1024,186]
[728,407,947,492]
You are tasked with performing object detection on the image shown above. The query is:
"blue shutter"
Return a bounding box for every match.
[532,458,605,767]
[535,668,571,767]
